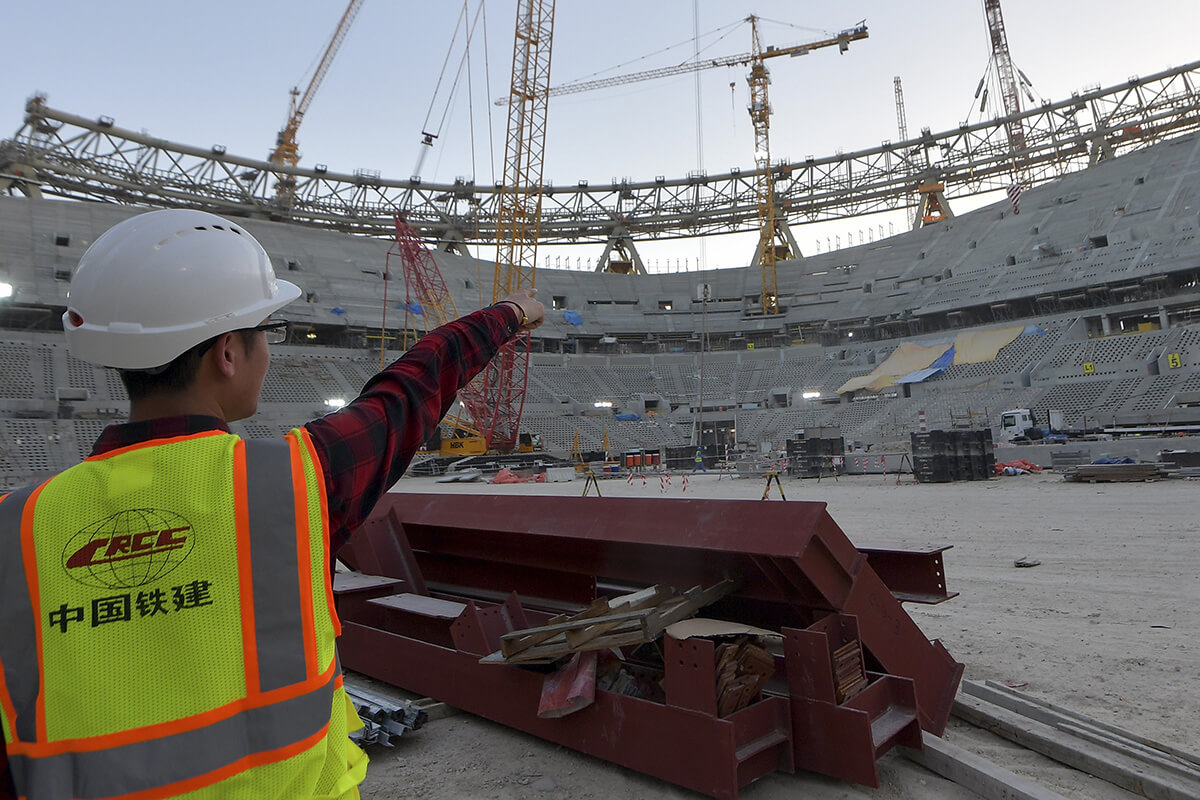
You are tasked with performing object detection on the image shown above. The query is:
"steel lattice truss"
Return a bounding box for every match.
[2,60,1198,245]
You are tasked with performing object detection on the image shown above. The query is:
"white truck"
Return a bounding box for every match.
[998,408,1065,442]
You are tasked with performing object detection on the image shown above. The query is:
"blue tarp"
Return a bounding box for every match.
[563,310,583,326]
[614,413,641,421]
[929,346,956,370]
[1091,457,1135,464]
[895,367,945,384]
[1023,324,1047,336]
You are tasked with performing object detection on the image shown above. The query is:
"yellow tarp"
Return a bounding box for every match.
[952,326,1023,364]
[836,342,951,394]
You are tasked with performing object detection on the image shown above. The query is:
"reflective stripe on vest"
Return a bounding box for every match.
[10,660,339,800]
[0,485,40,745]
[0,433,341,800]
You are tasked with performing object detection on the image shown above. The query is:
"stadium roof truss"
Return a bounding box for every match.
[2,60,1198,245]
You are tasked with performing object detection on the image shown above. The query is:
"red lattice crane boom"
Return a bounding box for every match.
[389,215,491,442]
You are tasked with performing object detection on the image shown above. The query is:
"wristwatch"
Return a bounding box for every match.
[498,300,528,328]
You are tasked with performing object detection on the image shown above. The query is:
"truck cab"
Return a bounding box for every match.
[999,408,1035,442]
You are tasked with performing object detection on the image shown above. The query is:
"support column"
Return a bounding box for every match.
[751,217,803,266]
[913,180,954,230]
[435,228,472,258]
[594,226,647,274]
[1159,306,1169,330]
[1088,133,1115,165]
[1101,314,1112,336]
[0,162,44,199]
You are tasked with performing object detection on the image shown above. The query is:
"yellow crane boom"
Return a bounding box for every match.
[268,0,364,172]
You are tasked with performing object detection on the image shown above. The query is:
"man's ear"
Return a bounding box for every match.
[208,332,240,379]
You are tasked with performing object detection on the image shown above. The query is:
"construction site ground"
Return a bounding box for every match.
[357,470,1198,799]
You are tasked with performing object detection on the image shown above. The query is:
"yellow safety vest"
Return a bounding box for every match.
[0,429,368,800]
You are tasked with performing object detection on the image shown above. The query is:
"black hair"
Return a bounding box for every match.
[118,329,257,401]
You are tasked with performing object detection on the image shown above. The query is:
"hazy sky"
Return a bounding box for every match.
[5,1,1198,271]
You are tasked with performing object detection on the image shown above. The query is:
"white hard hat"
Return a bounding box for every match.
[64,209,302,370]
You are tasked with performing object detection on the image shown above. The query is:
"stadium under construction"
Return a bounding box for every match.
[2,57,1200,484]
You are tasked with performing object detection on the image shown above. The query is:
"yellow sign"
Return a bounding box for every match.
[746,342,755,350]
[1083,362,1095,374]
[1167,352,1183,369]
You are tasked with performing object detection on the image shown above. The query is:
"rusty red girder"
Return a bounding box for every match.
[336,494,962,798]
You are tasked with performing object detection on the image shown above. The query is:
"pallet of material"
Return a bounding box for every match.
[487,578,740,665]
[1061,463,1166,482]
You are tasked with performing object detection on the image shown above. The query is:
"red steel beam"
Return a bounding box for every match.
[337,494,963,794]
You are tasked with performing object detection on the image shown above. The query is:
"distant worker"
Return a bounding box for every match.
[0,209,544,800]
[692,447,708,473]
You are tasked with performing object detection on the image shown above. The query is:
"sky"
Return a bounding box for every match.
[5,1,1199,272]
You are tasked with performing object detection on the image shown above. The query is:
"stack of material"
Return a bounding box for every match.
[715,637,776,717]
[1049,449,1090,470]
[1160,449,1200,478]
[345,684,428,747]
[911,429,995,482]
[1061,462,1166,482]
[489,578,739,665]
[832,640,868,703]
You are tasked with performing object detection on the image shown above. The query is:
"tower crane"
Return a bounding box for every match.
[497,17,868,315]
[391,0,555,453]
[479,0,556,451]
[979,0,1037,183]
[267,0,364,206]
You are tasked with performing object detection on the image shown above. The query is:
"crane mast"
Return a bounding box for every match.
[982,0,1027,181]
[481,0,555,451]
[747,16,780,315]
[745,17,867,314]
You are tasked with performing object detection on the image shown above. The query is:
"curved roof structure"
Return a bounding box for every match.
[3,61,1199,245]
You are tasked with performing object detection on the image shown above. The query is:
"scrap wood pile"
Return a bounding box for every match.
[488,578,740,665]
[1061,460,1167,482]
[715,637,776,717]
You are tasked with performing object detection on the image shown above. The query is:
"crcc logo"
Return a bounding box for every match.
[62,509,195,589]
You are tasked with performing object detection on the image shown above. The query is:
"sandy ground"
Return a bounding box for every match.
[356,470,1199,799]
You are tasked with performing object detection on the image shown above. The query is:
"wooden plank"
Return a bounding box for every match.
[902,733,1073,800]
[564,586,675,649]
[978,680,1200,771]
[953,694,1200,800]
[493,579,740,665]
[643,579,740,639]
[500,597,608,657]
[963,681,1200,781]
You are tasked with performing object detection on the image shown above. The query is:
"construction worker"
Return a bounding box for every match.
[692,447,708,473]
[0,209,544,800]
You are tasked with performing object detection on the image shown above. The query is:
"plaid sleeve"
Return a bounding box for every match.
[304,305,519,551]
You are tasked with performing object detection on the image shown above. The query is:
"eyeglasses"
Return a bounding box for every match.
[249,319,288,344]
